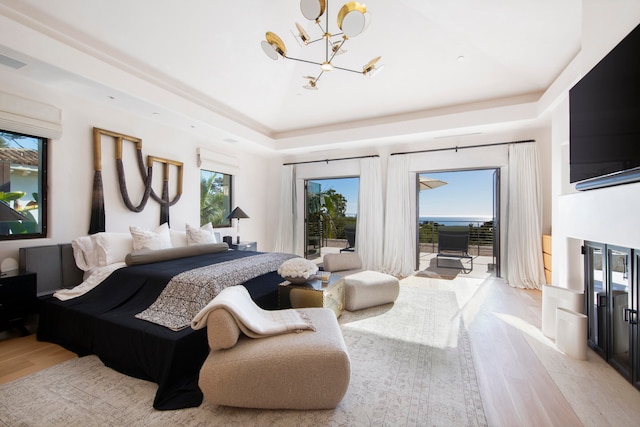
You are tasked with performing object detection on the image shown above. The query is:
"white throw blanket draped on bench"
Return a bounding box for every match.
[191,285,315,336]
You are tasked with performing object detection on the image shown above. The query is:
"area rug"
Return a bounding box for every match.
[0,284,487,427]
[416,269,459,280]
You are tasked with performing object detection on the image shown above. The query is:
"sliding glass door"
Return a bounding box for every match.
[492,168,501,276]
[304,181,322,259]
[416,168,500,276]
[304,178,359,260]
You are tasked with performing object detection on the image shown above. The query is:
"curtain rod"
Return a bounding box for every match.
[390,139,535,156]
[283,154,379,166]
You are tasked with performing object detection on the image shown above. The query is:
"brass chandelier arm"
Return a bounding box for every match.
[326,37,345,65]
[330,64,365,74]
[287,56,362,74]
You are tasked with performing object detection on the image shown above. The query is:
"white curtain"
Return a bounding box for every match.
[273,165,297,254]
[382,155,415,276]
[356,157,384,270]
[506,143,545,289]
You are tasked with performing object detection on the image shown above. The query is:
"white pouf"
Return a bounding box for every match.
[344,270,400,311]
[555,307,588,360]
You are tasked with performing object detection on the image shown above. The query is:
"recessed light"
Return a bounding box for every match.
[457,56,465,62]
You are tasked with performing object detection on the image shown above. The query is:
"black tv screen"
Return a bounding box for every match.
[569,22,640,189]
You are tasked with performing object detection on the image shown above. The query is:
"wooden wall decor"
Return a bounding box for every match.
[89,127,183,234]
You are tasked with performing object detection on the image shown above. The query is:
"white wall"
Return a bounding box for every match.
[0,70,272,262]
[550,1,640,290]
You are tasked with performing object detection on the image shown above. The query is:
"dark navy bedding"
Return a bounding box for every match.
[37,249,284,410]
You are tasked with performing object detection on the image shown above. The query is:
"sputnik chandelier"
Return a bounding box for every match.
[260,0,382,90]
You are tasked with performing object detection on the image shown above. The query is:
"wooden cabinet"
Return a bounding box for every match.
[0,270,36,334]
[543,234,552,284]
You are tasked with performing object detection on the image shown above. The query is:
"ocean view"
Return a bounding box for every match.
[419,216,493,226]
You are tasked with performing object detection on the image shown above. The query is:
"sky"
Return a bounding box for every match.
[315,177,360,216]
[419,169,495,219]
[311,169,495,218]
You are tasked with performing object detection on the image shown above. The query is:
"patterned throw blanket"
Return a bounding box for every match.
[135,252,297,330]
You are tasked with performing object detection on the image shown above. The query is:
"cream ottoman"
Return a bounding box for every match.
[199,307,351,409]
[344,270,400,311]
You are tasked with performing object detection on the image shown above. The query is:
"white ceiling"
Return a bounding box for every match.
[0,0,582,154]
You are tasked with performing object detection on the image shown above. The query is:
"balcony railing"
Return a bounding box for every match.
[419,220,495,257]
[316,220,496,258]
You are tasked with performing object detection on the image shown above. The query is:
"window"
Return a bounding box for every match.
[0,130,47,240]
[200,170,232,227]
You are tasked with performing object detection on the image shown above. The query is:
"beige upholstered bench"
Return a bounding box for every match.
[323,252,363,277]
[344,270,400,311]
[198,307,351,409]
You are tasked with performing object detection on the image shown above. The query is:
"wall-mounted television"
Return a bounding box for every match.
[569,22,640,191]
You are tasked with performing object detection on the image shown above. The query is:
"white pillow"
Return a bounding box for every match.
[170,229,188,248]
[186,222,217,245]
[71,236,98,271]
[92,232,134,266]
[129,223,172,251]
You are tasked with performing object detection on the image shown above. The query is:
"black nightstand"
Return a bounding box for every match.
[0,270,37,335]
[230,241,257,251]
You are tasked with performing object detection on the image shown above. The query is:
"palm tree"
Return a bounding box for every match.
[200,174,228,226]
[317,187,348,242]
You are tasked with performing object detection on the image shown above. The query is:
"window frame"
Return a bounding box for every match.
[0,129,48,241]
[199,169,233,228]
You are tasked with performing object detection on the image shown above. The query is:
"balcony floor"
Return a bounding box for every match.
[314,243,495,281]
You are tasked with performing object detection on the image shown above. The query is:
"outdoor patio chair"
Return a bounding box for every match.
[436,226,473,273]
[340,225,356,252]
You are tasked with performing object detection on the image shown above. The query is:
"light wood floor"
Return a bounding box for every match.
[461,276,640,427]
[464,277,583,426]
[0,330,76,385]
[2,276,640,426]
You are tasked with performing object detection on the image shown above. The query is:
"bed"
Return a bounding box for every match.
[30,233,294,410]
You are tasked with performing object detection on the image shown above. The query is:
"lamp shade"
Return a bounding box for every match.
[227,207,249,220]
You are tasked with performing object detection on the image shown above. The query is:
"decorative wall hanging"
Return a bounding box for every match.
[148,155,183,227]
[89,127,183,234]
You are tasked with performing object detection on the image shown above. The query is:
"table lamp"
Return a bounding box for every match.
[226,207,249,244]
